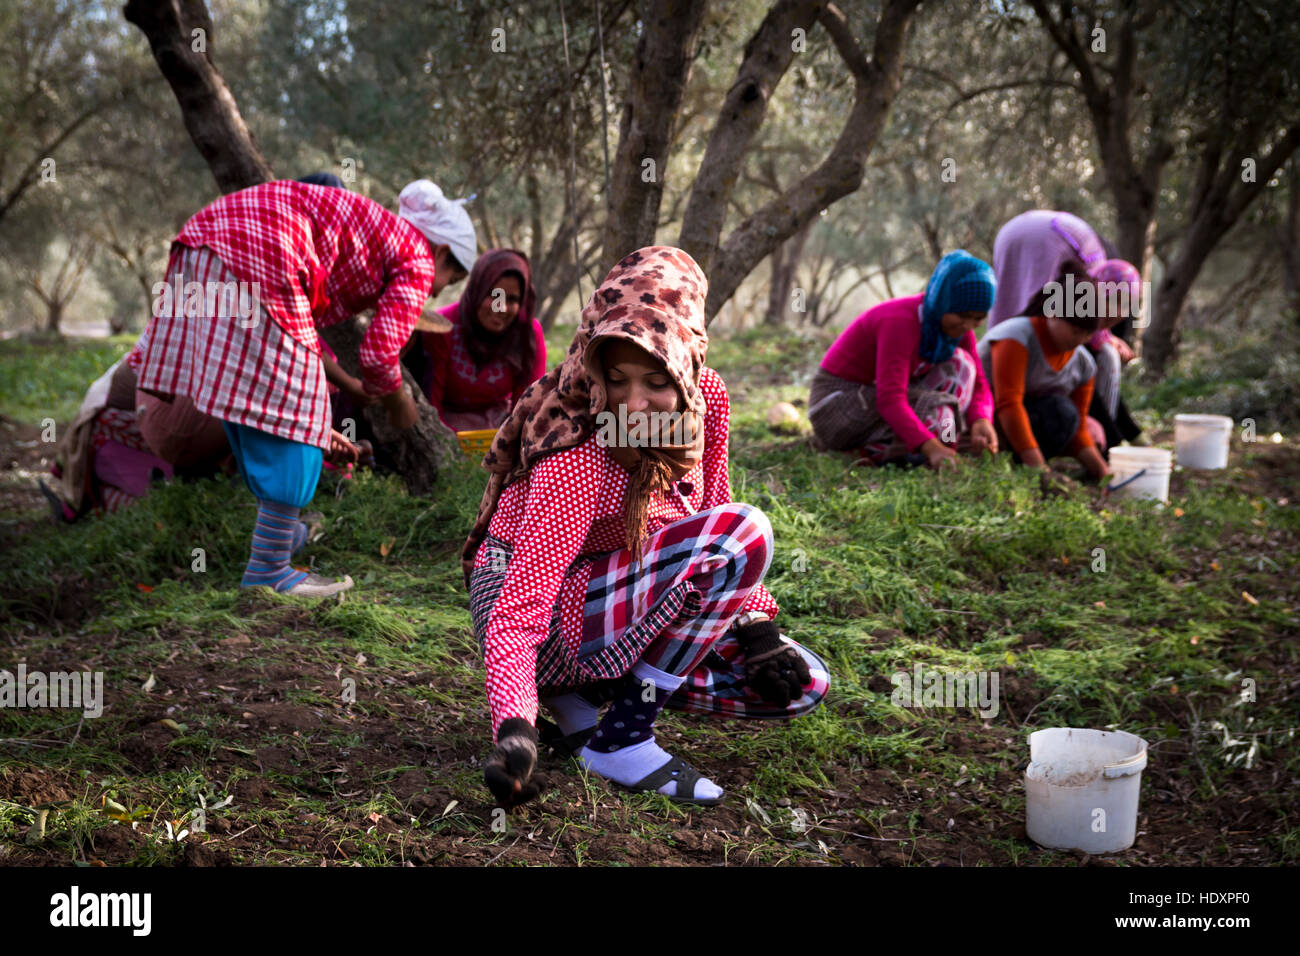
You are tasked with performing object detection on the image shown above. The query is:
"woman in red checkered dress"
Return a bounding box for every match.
[464,247,830,808]
[131,178,476,597]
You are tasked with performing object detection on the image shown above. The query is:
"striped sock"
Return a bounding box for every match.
[242,500,308,592]
[290,520,308,556]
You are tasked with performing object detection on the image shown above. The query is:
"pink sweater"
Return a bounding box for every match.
[819,293,994,451]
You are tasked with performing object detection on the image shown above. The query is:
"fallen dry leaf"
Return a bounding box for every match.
[380,537,395,557]
[1242,591,1259,606]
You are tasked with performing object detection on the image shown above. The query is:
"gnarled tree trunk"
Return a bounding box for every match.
[678,0,827,277]
[765,221,811,325]
[1028,0,1172,327]
[1281,158,1300,321]
[600,0,710,274]
[124,0,273,193]
[682,0,923,322]
[1142,123,1300,376]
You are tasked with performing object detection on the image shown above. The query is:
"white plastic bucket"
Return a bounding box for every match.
[1175,413,1232,469]
[1108,446,1172,503]
[1025,728,1148,854]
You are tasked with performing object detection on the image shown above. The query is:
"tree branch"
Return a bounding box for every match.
[677,0,828,274]
[701,0,922,321]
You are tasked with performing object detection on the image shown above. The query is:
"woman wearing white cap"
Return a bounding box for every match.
[130,177,476,598]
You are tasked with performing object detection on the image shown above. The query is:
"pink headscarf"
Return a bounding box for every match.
[1087,258,1141,349]
[1091,258,1140,297]
[461,246,709,583]
[988,210,1107,328]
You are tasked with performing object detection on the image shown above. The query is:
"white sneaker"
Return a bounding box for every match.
[282,573,354,599]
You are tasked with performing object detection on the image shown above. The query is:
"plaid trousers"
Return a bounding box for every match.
[470,503,829,720]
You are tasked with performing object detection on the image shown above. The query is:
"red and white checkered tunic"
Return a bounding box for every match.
[130,179,435,405]
[133,246,333,448]
[472,366,779,727]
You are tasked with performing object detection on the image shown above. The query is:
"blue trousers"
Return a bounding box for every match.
[222,422,322,508]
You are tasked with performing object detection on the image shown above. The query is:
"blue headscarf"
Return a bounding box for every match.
[919,250,996,364]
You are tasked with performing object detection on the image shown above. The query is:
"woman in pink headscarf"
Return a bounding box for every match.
[1086,258,1142,447]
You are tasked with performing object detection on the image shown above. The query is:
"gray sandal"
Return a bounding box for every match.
[618,754,723,807]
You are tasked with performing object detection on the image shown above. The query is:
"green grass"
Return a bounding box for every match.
[0,327,1296,866]
[1124,323,1300,432]
[0,335,137,425]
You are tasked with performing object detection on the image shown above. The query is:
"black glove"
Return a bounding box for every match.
[735,619,812,707]
[484,717,544,808]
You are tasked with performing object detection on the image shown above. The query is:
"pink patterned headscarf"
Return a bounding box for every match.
[461,246,709,583]
[1091,258,1140,299]
[1087,258,1141,348]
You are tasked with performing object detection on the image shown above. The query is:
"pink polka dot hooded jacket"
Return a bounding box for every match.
[462,247,779,734]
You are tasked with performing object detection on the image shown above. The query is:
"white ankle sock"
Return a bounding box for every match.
[543,692,600,736]
[630,659,686,700]
[579,738,723,802]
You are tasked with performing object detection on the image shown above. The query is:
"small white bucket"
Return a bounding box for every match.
[1025,728,1149,854]
[1175,413,1233,470]
[1108,446,1172,503]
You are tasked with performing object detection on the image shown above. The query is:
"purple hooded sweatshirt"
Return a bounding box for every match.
[988,210,1106,329]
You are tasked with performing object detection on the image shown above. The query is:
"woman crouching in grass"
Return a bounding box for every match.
[977,260,1111,481]
[462,246,829,808]
[808,251,999,470]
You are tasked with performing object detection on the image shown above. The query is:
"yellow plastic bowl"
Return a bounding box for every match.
[457,428,498,459]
